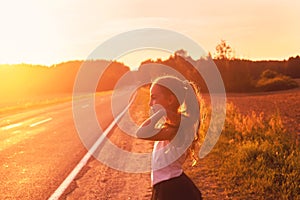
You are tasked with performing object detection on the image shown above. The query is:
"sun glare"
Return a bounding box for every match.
[0,1,62,66]
[116,49,172,70]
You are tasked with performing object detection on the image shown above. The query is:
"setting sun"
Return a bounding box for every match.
[117,49,172,70]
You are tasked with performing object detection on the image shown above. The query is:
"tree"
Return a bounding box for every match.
[214,40,234,60]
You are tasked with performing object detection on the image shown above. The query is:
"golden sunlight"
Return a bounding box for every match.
[116,49,172,70]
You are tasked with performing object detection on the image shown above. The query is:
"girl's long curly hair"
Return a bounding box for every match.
[152,76,202,166]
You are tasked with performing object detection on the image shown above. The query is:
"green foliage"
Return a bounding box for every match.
[138,50,300,93]
[215,103,300,199]
[256,69,298,91]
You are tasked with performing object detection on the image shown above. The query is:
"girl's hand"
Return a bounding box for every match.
[150,104,166,114]
[136,104,166,139]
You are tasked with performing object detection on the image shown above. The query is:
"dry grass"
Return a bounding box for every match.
[189,89,300,199]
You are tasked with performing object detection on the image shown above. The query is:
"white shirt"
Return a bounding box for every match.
[151,140,188,186]
[149,115,198,186]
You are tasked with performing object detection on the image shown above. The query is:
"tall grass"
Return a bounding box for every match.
[199,101,299,199]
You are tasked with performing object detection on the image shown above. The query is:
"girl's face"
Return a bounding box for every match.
[149,84,177,112]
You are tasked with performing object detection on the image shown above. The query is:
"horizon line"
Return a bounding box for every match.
[0,54,299,68]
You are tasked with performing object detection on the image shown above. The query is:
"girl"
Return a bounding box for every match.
[136,76,203,200]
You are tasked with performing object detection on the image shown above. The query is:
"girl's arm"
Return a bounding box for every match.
[135,109,179,141]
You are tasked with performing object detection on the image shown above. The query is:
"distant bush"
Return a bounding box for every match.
[256,69,298,91]
[261,69,279,79]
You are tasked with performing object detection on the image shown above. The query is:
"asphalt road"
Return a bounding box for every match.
[0,91,130,200]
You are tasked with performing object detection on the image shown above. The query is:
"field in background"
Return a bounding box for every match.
[0,91,112,118]
[0,94,73,118]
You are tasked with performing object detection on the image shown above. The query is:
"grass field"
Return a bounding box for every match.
[186,88,300,199]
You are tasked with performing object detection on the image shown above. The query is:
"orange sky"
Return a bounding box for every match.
[0,0,299,69]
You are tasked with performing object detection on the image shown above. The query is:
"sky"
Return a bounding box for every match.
[0,0,299,69]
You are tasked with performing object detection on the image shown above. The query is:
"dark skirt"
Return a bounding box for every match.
[151,172,202,200]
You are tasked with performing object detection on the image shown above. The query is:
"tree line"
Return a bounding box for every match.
[137,47,299,93]
[0,60,130,101]
[0,48,299,102]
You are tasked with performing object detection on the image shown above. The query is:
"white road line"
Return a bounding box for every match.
[48,93,136,200]
[1,123,23,130]
[29,118,52,128]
